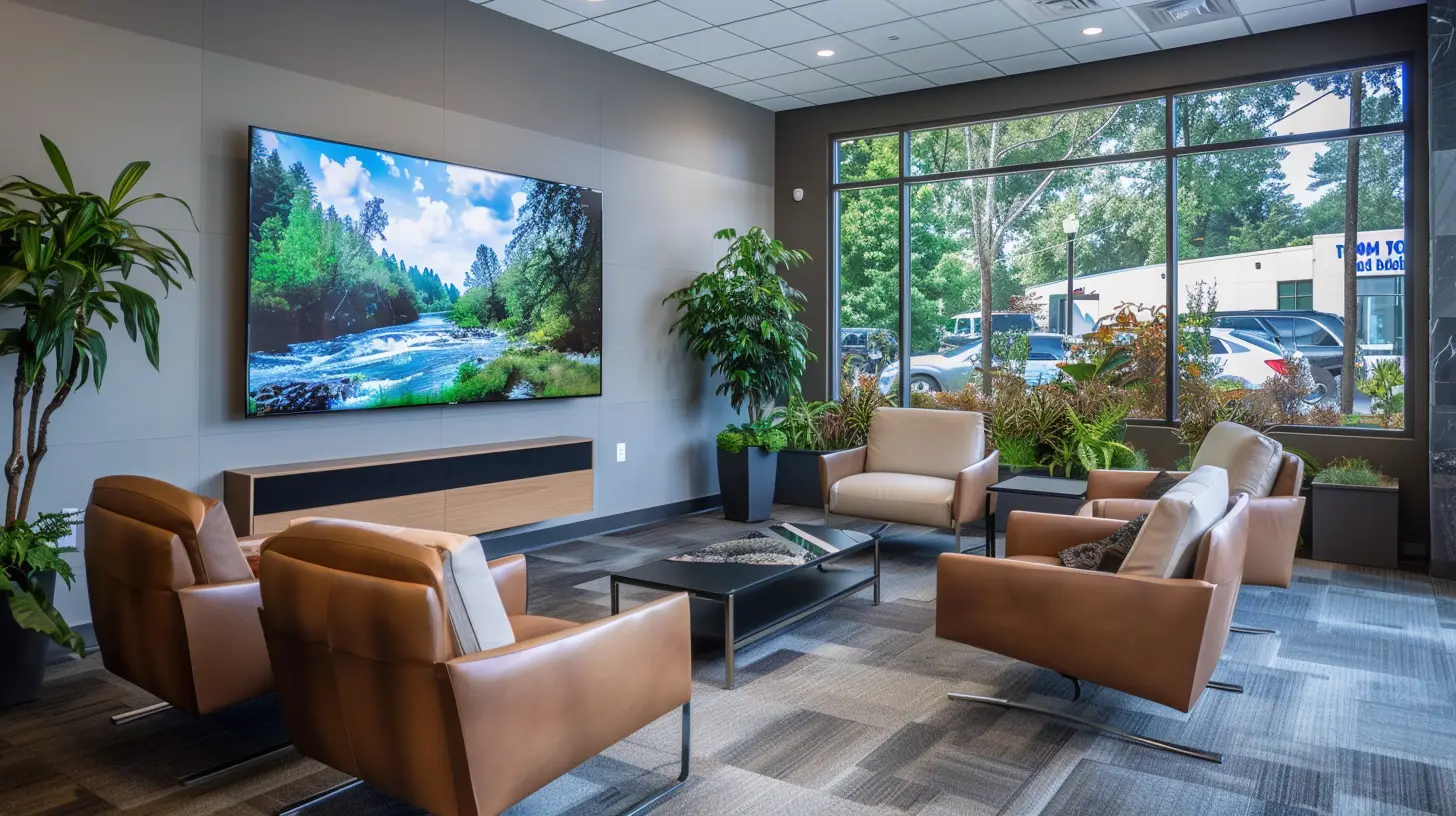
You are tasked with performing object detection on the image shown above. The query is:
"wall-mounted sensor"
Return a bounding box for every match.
[793,188,804,202]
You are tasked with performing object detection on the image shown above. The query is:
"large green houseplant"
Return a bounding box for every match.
[0,136,194,707]
[665,227,813,522]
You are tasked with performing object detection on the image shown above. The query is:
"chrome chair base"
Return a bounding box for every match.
[277,778,364,816]
[1206,681,1245,693]
[621,703,692,816]
[948,693,1222,763]
[1230,625,1278,635]
[111,702,173,725]
[179,743,294,787]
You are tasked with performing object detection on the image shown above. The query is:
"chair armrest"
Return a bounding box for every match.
[1079,498,1155,521]
[954,450,999,524]
[1004,511,1127,559]
[177,579,273,714]
[1085,469,1189,501]
[487,554,528,617]
[1243,496,1305,588]
[935,554,1215,712]
[821,446,867,505]
[442,593,692,816]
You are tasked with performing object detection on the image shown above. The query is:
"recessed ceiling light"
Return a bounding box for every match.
[816,49,835,57]
[1081,26,1103,35]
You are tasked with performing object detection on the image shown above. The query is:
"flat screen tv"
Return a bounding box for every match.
[245,127,602,417]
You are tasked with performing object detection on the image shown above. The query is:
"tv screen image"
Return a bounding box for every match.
[246,127,603,416]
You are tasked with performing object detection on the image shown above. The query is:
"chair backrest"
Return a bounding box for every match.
[1268,452,1305,498]
[1120,466,1229,579]
[258,519,467,816]
[84,476,252,713]
[866,407,985,480]
[1190,421,1284,496]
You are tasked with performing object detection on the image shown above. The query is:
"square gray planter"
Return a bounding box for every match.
[718,447,777,523]
[1311,480,1399,569]
[774,449,829,508]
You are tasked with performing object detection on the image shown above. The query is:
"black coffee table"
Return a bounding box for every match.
[984,475,1089,556]
[610,524,877,689]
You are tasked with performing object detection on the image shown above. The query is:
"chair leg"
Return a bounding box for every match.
[179,743,294,787]
[1059,674,1082,702]
[947,693,1222,763]
[1206,681,1244,694]
[1230,625,1278,635]
[954,524,962,554]
[111,702,172,725]
[276,778,365,816]
[619,703,691,816]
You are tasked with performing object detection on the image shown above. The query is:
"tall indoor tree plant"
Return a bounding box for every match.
[0,136,194,707]
[665,227,813,522]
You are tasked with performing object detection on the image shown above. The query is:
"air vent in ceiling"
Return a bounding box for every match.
[1010,0,1112,22]
[1128,0,1240,32]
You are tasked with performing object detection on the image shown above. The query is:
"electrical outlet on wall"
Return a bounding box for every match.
[616,442,627,463]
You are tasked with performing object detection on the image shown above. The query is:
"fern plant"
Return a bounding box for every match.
[0,510,84,656]
[769,395,838,451]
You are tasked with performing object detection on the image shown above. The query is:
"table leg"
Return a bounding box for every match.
[610,577,619,615]
[724,594,736,690]
[985,495,995,558]
[873,537,881,606]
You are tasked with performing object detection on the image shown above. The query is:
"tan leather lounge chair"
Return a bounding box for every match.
[258,519,693,816]
[84,475,281,785]
[936,466,1249,762]
[820,407,999,553]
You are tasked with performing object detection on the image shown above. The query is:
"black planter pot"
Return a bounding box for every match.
[718,447,778,523]
[1,570,55,710]
[1311,480,1400,568]
[774,449,829,508]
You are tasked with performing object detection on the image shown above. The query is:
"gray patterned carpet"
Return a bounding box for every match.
[3,505,1455,815]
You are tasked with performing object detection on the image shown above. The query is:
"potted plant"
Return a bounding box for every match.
[665,227,813,522]
[1311,457,1399,568]
[0,136,194,705]
[769,396,838,508]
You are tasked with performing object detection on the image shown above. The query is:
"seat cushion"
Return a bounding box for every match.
[1191,422,1283,497]
[1119,466,1229,579]
[866,407,984,480]
[830,472,955,529]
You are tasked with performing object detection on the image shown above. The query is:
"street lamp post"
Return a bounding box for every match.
[1063,216,1079,335]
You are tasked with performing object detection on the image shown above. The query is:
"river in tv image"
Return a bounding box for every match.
[245,127,603,416]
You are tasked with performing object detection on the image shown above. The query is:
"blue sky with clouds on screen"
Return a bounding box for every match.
[258,128,526,290]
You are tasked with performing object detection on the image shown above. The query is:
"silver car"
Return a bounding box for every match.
[879,333,1068,394]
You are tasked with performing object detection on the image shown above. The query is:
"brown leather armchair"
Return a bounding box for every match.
[936,494,1250,763]
[820,407,998,553]
[85,476,280,783]
[258,519,693,816]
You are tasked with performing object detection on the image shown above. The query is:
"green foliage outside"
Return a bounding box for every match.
[1356,359,1405,429]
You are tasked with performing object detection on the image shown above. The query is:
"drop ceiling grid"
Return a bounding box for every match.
[472,0,1417,109]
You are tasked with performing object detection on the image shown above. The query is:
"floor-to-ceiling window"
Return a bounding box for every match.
[830,61,1410,432]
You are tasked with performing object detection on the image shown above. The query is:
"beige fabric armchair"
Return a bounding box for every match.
[820,407,998,553]
[936,479,1250,762]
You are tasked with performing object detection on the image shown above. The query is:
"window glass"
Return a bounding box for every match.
[837,186,901,401]
[1292,318,1338,347]
[1278,280,1313,310]
[836,134,899,184]
[1360,64,1405,127]
[1208,337,1229,355]
[1174,71,1351,147]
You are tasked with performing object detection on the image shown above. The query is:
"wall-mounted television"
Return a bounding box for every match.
[245,127,602,417]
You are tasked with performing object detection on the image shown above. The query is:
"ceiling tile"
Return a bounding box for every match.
[992,49,1076,75]
[773,0,821,6]
[889,0,985,13]
[1036,9,1145,48]
[555,19,644,50]
[544,0,654,18]
[921,62,1002,85]
[486,0,583,29]
[668,62,745,87]
[799,85,874,104]
[920,1,1027,40]
[1354,0,1423,11]
[772,35,876,66]
[1064,33,1158,63]
[754,95,811,111]
[1244,0,1350,32]
[1234,0,1320,13]
[724,10,833,49]
[957,26,1056,61]
[614,42,698,70]
[709,50,810,80]
[858,74,936,95]
[820,55,911,83]
[657,26,761,60]
[843,18,948,54]
[1148,16,1248,49]
[796,0,910,30]
[596,2,709,40]
[659,0,783,25]
[885,42,979,72]
[715,80,782,101]
[757,68,845,94]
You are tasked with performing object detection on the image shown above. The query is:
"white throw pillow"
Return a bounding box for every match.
[1119,466,1230,579]
[1191,422,1283,497]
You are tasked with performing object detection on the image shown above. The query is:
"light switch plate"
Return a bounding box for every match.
[616,442,627,462]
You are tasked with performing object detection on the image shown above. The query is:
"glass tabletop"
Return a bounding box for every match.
[611,524,874,597]
[988,474,1088,498]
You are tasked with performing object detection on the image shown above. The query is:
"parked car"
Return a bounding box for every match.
[942,312,1041,348]
[840,327,898,379]
[1209,310,1344,401]
[879,333,1067,394]
[1207,328,1320,403]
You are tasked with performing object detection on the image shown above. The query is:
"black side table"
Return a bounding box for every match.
[984,475,1089,556]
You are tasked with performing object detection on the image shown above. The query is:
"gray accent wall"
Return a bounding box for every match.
[1430,0,1456,580]
[0,0,774,625]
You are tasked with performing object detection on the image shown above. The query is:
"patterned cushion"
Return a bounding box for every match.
[1139,471,1180,500]
[1059,514,1148,572]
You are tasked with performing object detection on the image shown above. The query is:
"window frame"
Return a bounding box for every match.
[1277,280,1315,311]
[828,56,1414,438]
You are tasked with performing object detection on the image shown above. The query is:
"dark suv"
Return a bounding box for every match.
[1209,310,1347,399]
